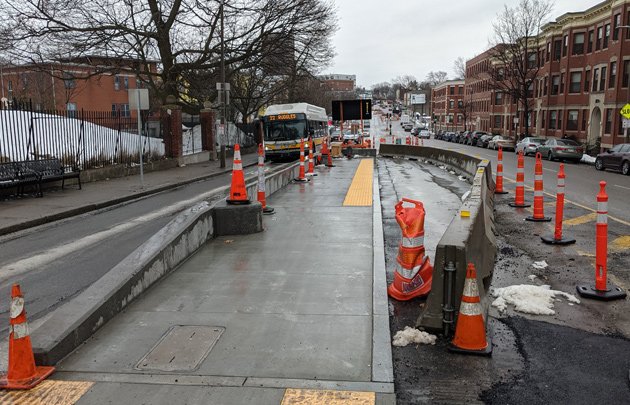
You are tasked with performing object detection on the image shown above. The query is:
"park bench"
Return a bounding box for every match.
[0,161,40,196]
[18,159,81,197]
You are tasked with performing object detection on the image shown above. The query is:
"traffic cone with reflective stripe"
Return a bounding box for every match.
[0,284,55,389]
[576,181,627,301]
[387,198,433,300]
[495,147,508,194]
[526,152,551,222]
[542,164,575,245]
[256,144,274,215]
[321,139,330,164]
[294,139,309,182]
[226,144,250,204]
[509,150,531,208]
[449,264,492,356]
[306,139,317,176]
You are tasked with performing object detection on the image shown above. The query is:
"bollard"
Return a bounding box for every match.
[525,152,551,222]
[495,147,508,194]
[541,164,575,245]
[294,139,309,182]
[576,181,627,301]
[509,150,531,208]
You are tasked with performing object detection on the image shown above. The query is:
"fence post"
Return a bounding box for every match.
[200,102,217,161]
[161,95,183,162]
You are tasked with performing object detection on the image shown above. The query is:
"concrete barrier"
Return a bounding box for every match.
[32,162,300,365]
[378,144,496,334]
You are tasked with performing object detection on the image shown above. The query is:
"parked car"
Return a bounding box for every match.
[418,130,431,139]
[595,143,630,175]
[411,127,419,135]
[488,135,516,151]
[477,134,493,148]
[537,138,584,162]
[402,123,413,131]
[330,129,342,142]
[469,131,489,146]
[444,132,456,142]
[515,137,546,155]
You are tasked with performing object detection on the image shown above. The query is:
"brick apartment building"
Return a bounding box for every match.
[431,80,465,131]
[466,0,630,150]
[318,74,356,92]
[0,56,157,116]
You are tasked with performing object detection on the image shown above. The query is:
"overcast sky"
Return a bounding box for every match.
[323,0,599,88]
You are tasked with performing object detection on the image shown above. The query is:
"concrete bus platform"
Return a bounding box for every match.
[19,157,396,405]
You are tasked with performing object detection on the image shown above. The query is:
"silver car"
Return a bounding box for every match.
[537,138,584,163]
[515,137,546,156]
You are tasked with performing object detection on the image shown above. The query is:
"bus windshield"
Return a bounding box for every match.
[266,120,306,141]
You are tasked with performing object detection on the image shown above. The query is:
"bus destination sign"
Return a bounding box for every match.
[268,114,297,121]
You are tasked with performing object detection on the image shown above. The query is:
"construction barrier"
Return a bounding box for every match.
[509,150,530,208]
[541,164,575,245]
[495,147,508,195]
[576,181,627,301]
[0,284,55,389]
[525,152,551,222]
[388,198,433,300]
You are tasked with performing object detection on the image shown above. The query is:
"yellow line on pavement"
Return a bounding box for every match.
[563,213,597,227]
[343,159,373,206]
[281,388,375,405]
[0,380,94,405]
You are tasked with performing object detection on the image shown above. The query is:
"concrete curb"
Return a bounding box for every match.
[0,160,259,237]
[32,161,300,366]
[378,145,497,333]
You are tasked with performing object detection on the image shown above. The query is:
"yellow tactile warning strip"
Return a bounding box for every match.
[0,380,94,404]
[343,158,373,206]
[563,212,597,226]
[281,388,375,405]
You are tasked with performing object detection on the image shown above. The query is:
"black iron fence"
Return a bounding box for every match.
[0,99,164,170]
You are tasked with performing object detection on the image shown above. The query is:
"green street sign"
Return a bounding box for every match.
[620,103,630,119]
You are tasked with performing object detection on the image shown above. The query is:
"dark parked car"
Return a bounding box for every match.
[469,131,489,146]
[595,143,630,175]
[537,138,584,162]
[477,134,493,148]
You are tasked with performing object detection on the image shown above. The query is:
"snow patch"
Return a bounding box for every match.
[532,260,548,270]
[492,284,580,315]
[527,274,537,281]
[449,170,456,175]
[438,165,446,170]
[458,175,467,181]
[461,190,471,202]
[392,326,437,346]
[581,154,596,164]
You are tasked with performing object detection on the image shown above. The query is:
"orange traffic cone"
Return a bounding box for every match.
[495,147,508,194]
[509,150,531,208]
[256,144,274,215]
[387,198,434,300]
[307,139,317,176]
[227,144,250,204]
[322,139,335,167]
[294,139,309,182]
[449,264,492,356]
[526,152,551,222]
[0,284,55,389]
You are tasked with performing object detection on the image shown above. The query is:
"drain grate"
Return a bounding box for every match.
[135,325,224,372]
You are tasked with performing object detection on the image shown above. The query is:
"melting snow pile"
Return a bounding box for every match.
[492,284,580,315]
[532,260,548,270]
[461,190,471,202]
[581,154,596,165]
[458,175,467,181]
[392,327,437,347]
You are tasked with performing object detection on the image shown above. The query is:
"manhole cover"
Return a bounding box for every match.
[135,325,224,372]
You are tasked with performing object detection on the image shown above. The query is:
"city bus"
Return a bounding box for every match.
[259,103,328,162]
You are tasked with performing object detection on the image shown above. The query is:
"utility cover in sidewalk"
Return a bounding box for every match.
[135,325,224,372]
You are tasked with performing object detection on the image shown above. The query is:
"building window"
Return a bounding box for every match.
[494,115,501,128]
[627,10,630,39]
[449,100,455,108]
[458,86,463,94]
[596,26,602,50]
[569,72,581,93]
[572,33,585,55]
[624,60,630,87]
[558,110,563,130]
[528,52,536,69]
[609,62,617,89]
[605,109,612,134]
[614,14,621,41]
[120,104,130,117]
[553,39,562,60]
[582,109,588,130]
[63,72,76,89]
[549,110,557,129]
[114,75,120,91]
[449,86,454,95]
[592,68,599,92]
[494,92,503,105]
[600,66,607,91]
[111,104,117,116]
[604,24,610,48]
[123,77,129,89]
[563,35,568,57]
[560,73,565,94]
[457,100,463,108]
[588,30,594,53]
[527,81,534,98]
[585,69,591,92]
[551,75,560,95]
[567,110,578,130]
[546,42,551,61]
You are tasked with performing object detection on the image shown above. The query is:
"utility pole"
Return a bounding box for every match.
[219,0,227,168]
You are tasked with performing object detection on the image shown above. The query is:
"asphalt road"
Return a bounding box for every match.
[0,164,265,331]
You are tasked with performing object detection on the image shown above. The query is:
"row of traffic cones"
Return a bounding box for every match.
[494,148,626,302]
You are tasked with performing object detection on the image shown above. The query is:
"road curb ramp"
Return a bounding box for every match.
[378,144,497,334]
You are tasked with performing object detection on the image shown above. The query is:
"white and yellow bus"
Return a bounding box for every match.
[260,103,328,162]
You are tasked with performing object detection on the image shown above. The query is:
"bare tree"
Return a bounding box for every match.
[453,57,466,80]
[425,71,448,86]
[489,0,553,139]
[371,82,394,100]
[0,0,337,110]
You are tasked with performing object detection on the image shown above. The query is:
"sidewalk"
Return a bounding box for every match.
[40,157,394,404]
[0,152,259,236]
